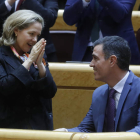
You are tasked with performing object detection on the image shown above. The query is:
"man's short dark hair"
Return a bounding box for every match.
[92,36,131,71]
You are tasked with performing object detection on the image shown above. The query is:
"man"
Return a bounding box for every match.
[0,0,58,62]
[58,0,67,9]
[55,36,140,134]
[63,0,140,64]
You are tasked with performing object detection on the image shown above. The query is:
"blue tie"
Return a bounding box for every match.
[105,89,116,132]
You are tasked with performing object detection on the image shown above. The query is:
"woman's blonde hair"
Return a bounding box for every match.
[0,10,44,46]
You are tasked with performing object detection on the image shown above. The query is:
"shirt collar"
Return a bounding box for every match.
[113,71,130,94]
[15,0,20,11]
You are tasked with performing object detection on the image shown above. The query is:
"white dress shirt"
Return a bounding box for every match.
[5,0,20,11]
[111,71,130,110]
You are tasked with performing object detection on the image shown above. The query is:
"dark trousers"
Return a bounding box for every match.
[82,47,93,62]
[47,52,58,62]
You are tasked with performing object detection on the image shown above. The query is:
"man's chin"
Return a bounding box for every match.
[94,76,101,81]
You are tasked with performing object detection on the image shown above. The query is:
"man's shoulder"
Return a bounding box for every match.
[125,71,140,91]
[92,84,108,95]
[95,84,108,90]
[128,71,140,83]
[131,73,140,86]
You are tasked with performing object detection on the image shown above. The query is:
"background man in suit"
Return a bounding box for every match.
[55,36,140,134]
[0,0,58,62]
[58,0,67,9]
[63,0,140,64]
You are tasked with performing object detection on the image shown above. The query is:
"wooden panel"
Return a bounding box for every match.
[133,0,140,10]
[50,10,76,31]
[51,70,104,88]
[50,63,104,88]
[0,129,74,140]
[50,10,140,33]
[0,129,139,140]
[49,63,140,88]
[52,89,93,129]
[132,11,140,32]
[73,133,140,140]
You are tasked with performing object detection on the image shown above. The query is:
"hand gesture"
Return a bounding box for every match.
[28,38,45,63]
[36,40,46,66]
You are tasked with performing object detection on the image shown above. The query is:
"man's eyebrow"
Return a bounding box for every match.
[92,53,99,58]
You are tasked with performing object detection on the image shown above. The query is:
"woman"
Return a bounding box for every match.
[0,0,58,62]
[0,10,57,130]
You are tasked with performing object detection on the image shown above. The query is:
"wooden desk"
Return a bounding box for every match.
[0,129,139,140]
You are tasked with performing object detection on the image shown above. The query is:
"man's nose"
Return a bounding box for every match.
[89,60,94,67]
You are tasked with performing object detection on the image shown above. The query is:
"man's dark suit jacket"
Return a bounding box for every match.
[0,0,58,58]
[58,0,67,9]
[0,46,57,130]
[68,71,140,134]
[63,0,140,64]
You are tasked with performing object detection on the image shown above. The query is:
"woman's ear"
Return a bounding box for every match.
[14,28,18,37]
[109,55,117,67]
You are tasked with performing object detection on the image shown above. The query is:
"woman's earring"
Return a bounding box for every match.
[15,34,17,37]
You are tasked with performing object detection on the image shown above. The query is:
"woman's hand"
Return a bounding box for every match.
[36,40,47,78]
[23,39,47,74]
[28,38,45,63]
[36,40,46,66]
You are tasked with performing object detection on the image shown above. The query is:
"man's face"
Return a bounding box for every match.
[90,44,111,82]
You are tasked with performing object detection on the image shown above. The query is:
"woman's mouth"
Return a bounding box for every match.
[27,43,33,47]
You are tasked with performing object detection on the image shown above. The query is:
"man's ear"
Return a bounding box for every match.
[109,55,117,67]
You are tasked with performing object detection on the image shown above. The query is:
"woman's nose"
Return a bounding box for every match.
[33,36,37,42]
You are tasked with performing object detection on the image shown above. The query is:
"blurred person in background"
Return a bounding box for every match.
[63,0,140,64]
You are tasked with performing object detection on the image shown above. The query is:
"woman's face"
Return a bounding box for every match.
[14,22,42,55]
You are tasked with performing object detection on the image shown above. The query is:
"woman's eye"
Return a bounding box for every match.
[30,33,34,36]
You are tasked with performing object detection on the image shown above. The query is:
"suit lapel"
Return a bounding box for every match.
[2,46,22,69]
[96,87,109,132]
[115,71,133,131]
[10,3,15,13]
[97,5,103,17]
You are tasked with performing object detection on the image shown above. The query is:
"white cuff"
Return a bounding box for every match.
[82,0,90,7]
[5,0,12,11]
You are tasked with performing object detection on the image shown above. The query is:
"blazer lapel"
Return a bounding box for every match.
[97,5,103,17]
[96,87,109,132]
[2,46,22,69]
[115,71,133,131]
